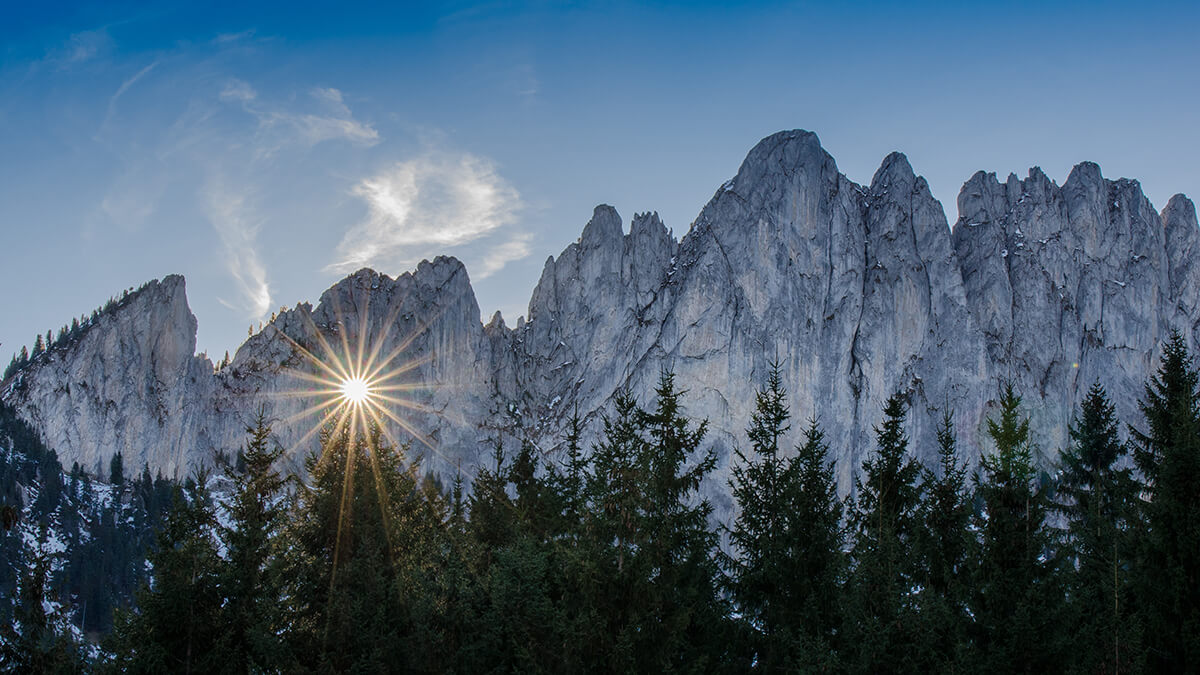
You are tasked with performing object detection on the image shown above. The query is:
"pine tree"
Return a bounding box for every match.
[279,422,439,672]
[419,469,490,673]
[1129,331,1200,669]
[971,383,1065,672]
[215,411,287,672]
[578,375,732,670]
[470,437,570,672]
[0,527,85,672]
[914,408,974,671]
[845,391,923,672]
[1056,382,1140,673]
[728,363,844,670]
[105,472,224,674]
[632,371,731,669]
[580,386,646,672]
[109,452,124,487]
[557,406,587,532]
[728,363,792,668]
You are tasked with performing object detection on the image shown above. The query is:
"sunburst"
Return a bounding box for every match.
[266,286,445,468]
[252,277,480,634]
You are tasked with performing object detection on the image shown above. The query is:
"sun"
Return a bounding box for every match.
[340,376,372,405]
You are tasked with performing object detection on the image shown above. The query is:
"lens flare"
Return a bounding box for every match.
[263,279,468,476]
[256,278,480,632]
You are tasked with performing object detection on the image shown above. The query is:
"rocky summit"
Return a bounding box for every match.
[4,130,1197,512]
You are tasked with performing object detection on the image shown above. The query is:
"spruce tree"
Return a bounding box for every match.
[1130,331,1200,669]
[420,470,490,673]
[279,423,439,672]
[105,472,224,674]
[845,391,923,672]
[634,371,730,670]
[728,364,844,670]
[471,438,571,672]
[728,362,792,668]
[971,383,1065,672]
[0,527,85,672]
[579,375,731,671]
[1056,382,1140,673]
[109,452,124,487]
[556,407,587,533]
[914,408,974,671]
[215,411,287,672]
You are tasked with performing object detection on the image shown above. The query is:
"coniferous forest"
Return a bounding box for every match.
[2,333,1200,673]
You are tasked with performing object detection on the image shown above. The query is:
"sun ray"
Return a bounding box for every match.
[367,402,456,467]
[357,290,370,366]
[327,414,358,632]
[371,382,434,394]
[267,322,350,384]
[358,297,464,383]
[264,279,486,596]
[280,397,344,425]
[364,426,397,562]
[371,392,441,416]
[281,369,349,388]
[309,402,355,478]
[359,296,409,381]
[368,353,433,383]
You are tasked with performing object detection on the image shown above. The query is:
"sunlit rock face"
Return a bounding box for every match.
[3,130,1198,515]
[0,276,215,477]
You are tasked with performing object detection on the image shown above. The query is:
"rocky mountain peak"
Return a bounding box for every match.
[4,130,1197,519]
[870,151,917,192]
[1164,193,1198,226]
[580,204,624,249]
[1064,160,1104,193]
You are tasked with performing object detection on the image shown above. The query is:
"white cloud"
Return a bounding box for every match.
[219,82,379,154]
[99,176,162,230]
[50,29,113,66]
[219,78,257,103]
[111,61,158,105]
[101,61,159,130]
[329,152,524,274]
[213,29,256,44]
[474,233,533,279]
[203,178,272,319]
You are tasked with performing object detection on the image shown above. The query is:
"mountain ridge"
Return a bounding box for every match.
[4,129,1197,510]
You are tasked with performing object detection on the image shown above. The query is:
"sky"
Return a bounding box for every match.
[2,0,1198,362]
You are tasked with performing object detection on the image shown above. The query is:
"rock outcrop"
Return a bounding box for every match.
[4,130,1197,512]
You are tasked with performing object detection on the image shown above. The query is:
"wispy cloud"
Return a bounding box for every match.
[219,80,379,155]
[213,29,256,44]
[203,178,272,319]
[48,28,113,67]
[101,60,159,131]
[474,233,532,279]
[512,63,539,98]
[98,166,166,231]
[328,152,524,274]
[219,78,257,103]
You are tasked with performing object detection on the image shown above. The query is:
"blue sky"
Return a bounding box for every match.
[2,1,1198,361]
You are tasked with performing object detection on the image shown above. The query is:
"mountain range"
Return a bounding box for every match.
[4,129,1197,513]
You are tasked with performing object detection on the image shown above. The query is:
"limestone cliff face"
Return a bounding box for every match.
[953,164,1193,466]
[1,276,215,477]
[4,130,1197,513]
